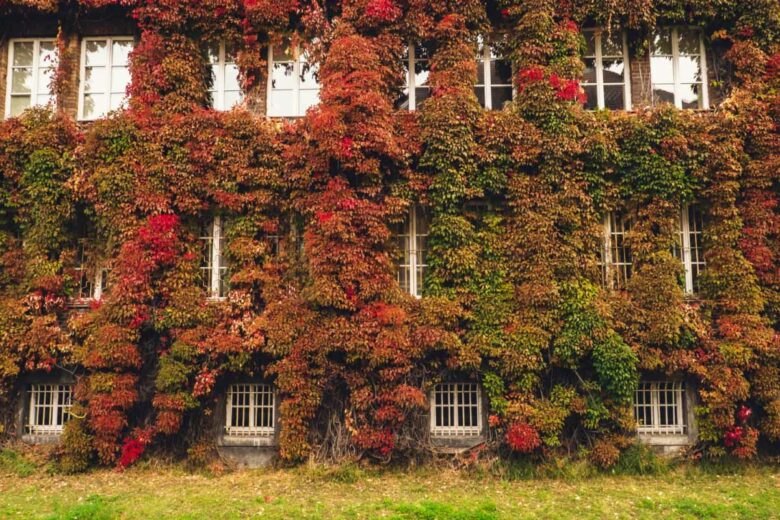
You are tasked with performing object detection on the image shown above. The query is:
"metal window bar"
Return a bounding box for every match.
[601,212,632,289]
[431,383,482,437]
[634,381,686,435]
[27,384,73,435]
[224,384,276,437]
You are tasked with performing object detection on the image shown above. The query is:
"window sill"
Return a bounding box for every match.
[637,433,692,446]
[218,434,277,448]
[22,433,63,445]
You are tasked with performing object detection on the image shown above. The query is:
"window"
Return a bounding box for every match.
[27,384,73,435]
[582,29,631,110]
[675,205,706,294]
[634,381,686,436]
[396,206,428,298]
[225,383,276,437]
[208,42,242,110]
[200,216,229,299]
[79,37,134,120]
[267,40,320,117]
[651,27,708,109]
[5,39,57,118]
[601,212,632,289]
[397,43,431,111]
[475,37,513,110]
[431,383,482,437]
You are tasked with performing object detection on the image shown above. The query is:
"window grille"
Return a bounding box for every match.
[27,384,73,435]
[6,38,58,118]
[200,216,229,299]
[267,40,320,117]
[208,42,242,111]
[582,29,631,110]
[474,36,513,110]
[600,212,632,289]
[396,206,428,298]
[651,27,709,109]
[225,384,276,437]
[430,383,482,437]
[634,381,686,435]
[674,205,706,294]
[79,37,134,120]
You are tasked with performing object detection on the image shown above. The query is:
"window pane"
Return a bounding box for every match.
[11,68,32,94]
[112,40,133,65]
[602,59,625,83]
[678,29,701,55]
[224,90,242,108]
[39,42,58,67]
[225,64,240,91]
[109,93,127,111]
[9,95,31,117]
[491,60,512,85]
[679,84,703,109]
[652,29,672,55]
[111,67,131,93]
[273,42,293,62]
[652,84,676,106]
[415,87,430,109]
[300,62,319,87]
[474,87,486,108]
[650,56,674,84]
[491,87,513,110]
[84,67,107,93]
[37,66,55,95]
[85,40,108,66]
[677,56,701,84]
[582,58,597,84]
[583,84,598,110]
[603,84,625,110]
[207,44,219,64]
[83,93,105,118]
[12,41,34,66]
[584,31,596,56]
[268,90,295,117]
[271,62,296,90]
[299,89,320,114]
[602,31,624,56]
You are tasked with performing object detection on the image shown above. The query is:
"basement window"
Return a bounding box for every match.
[674,204,706,294]
[600,211,632,289]
[475,36,513,110]
[634,381,686,436]
[267,40,320,117]
[224,383,276,437]
[208,42,242,111]
[395,205,429,298]
[26,383,73,436]
[430,383,482,438]
[582,29,631,110]
[200,216,229,300]
[79,37,134,120]
[5,38,58,118]
[651,27,709,109]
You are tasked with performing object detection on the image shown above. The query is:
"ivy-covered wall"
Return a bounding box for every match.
[0,0,779,471]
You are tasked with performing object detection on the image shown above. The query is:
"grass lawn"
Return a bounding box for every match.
[1,453,779,519]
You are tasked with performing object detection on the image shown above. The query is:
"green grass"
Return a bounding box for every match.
[0,447,37,477]
[0,460,779,519]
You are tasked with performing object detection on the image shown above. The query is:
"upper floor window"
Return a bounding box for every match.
[634,381,686,436]
[430,382,482,438]
[582,29,631,110]
[225,383,276,437]
[475,37,513,110]
[72,241,110,302]
[27,383,73,436]
[651,27,708,109]
[267,40,320,117]
[6,39,57,118]
[674,204,706,294]
[395,206,428,298]
[601,212,632,290]
[200,216,229,299]
[208,42,242,111]
[79,37,134,120]
[397,43,431,111]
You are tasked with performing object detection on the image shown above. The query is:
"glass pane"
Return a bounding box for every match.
[111,67,131,93]
[652,84,675,105]
[603,84,625,110]
[268,90,295,117]
[39,42,58,67]
[415,87,430,109]
[582,58,597,83]
[677,56,701,84]
[395,90,410,110]
[85,40,108,66]
[84,67,107,93]
[224,90,242,108]
[37,94,54,107]
[650,56,674,84]
[474,87,486,108]
[491,60,513,84]
[584,31,596,56]
[678,29,701,55]
[602,59,625,82]
[224,64,240,91]
[300,62,319,87]
[37,67,55,94]
[679,84,703,109]
[11,68,32,94]
[12,42,34,66]
[602,31,624,56]
[475,61,485,85]
[112,40,133,65]
[271,62,296,90]
[83,93,105,118]
[491,87,513,109]
[415,67,429,88]
[272,41,293,62]
[207,44,220,64]
[110,93,127,111]
[652,29,672,55]
[299,89,320,114]
[583,84,598,110]
[9,95,31,117]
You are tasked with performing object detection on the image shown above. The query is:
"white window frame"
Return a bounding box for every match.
[403,44,431,112]
[77,36,134,121]
[201,216,228,300]
[266,42,320,117]
[651,27,709,110]
[677,204,706,294]
[224,383,276,437]
[582,29,632,110]
[430,382,482,438]
[208,42,242,111]
[27,383,73,435]
[397,206,428,298]
[601,212,632,290]
[634,381,686,436]
[72,240,109,302]
[476,36,513,110]
[5,38,58,118]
